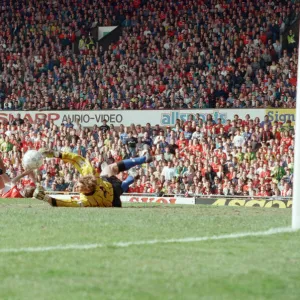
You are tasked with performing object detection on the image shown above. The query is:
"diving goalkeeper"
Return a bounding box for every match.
[33,150,151,207]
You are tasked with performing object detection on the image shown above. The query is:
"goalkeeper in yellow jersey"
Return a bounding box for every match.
[33,150,152,208]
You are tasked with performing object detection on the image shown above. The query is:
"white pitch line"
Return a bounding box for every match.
[0,227,296,254]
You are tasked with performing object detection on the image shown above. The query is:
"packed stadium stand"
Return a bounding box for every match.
[1,113,294,197]
[0,0,299,109]
[0,0,298,197]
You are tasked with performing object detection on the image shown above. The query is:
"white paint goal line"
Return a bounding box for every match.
[0,227,296,254]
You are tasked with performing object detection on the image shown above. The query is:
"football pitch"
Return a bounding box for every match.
[0,199,300,300]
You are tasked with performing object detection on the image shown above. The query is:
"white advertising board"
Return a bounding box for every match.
[120,195,195,205]
[1,109,270,127]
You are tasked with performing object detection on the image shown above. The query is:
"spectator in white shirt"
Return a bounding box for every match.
[153,130,165,145]
[191,126,202,140]
[161,161,176,181]
[233,130,244,148]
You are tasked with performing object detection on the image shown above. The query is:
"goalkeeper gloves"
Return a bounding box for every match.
[33,185,50,203]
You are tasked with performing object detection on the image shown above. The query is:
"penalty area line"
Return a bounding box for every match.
[0,227,296,254]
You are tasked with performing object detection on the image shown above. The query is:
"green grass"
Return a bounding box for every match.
[0,198,300,300]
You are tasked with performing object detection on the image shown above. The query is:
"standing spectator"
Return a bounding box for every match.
[100,120,110,134]
[141,132,153,149]
[10,114,24,126]
[273,40,282,59]
[161,161,176,181]
[233,130,244,148]
[287,29,297,54]
[0,136,13,153]
[126,132,138,157]
[65,118,74,129]
[78,36,87,52]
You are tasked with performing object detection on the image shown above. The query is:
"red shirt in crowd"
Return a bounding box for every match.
[177,139,187,149]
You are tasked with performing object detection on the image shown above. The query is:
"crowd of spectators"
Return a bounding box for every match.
[0,0,299,111]
[0,113,294,198]
[0,0,298,198]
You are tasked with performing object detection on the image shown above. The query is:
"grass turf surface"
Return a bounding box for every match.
[0,198,300,300]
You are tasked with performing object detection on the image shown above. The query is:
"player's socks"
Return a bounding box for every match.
[120,157,146,171]
[121,176,134,192]
[117,154,153,172]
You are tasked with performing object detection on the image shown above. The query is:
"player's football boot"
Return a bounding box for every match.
[33,185,47,201]
[140,150,153,163]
